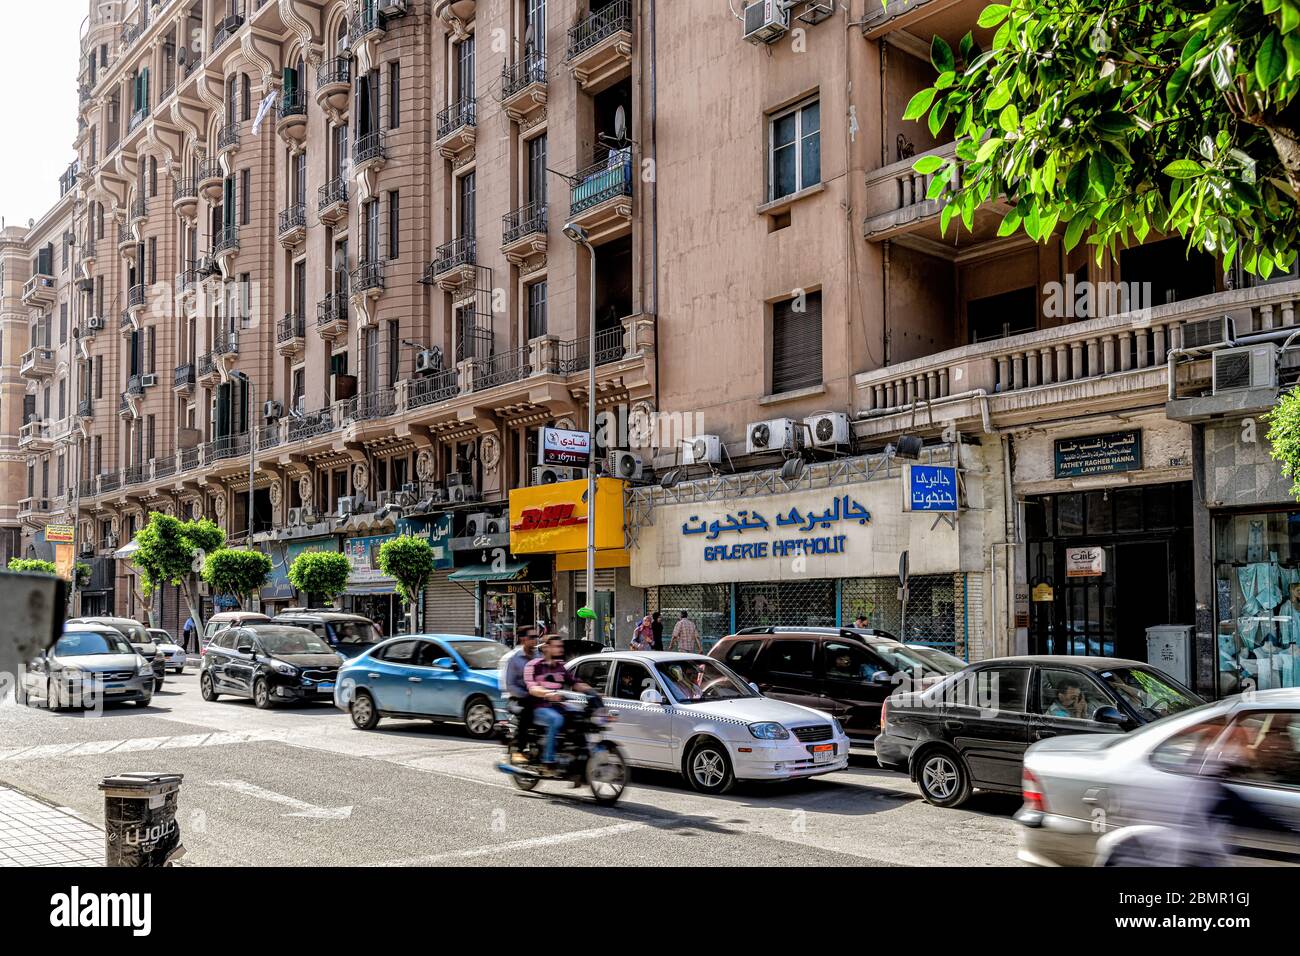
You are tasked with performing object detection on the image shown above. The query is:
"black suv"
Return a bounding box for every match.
[272,609,381,659]
[708,626,966,742]
[200,623,342,709]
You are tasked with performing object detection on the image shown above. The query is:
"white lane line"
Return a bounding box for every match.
[384,822,647,865]
[206,779,353,819]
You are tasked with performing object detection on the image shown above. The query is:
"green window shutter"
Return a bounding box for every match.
[223,176,235,230]
[283,67,298,102]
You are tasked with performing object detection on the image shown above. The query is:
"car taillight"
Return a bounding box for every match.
[879,697,889,730]
[1022,769,1046,813]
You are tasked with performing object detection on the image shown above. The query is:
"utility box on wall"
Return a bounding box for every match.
[1146,624,1194,687]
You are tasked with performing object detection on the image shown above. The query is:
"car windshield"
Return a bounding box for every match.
[332,621,378,645]
[253,627,333,656]
[869,641,965,676]
[448,640,510,670]
[149,632,174,645]
[92,620,148,643]
[56,630,133,656]
[1098,667,1201,721]
[658,659,756,703]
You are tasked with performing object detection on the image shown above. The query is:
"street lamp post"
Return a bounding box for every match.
[563,222,598,642]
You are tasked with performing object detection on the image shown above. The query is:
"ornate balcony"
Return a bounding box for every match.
[287,407,339,443]
[351,2,385,44]
[22,274,56,307]
[277,91,307,145]
[216,122,240,160]
[18,420,54,452]
[173,363,195,395]
[567,149,634,244]
[197,350,220,387]
[197,159,224,203]
[278,203,306,248]
[408,368,462,409]
[317,292,349,340]
[556,325,628,376]
[117,226,138,265]
[173,176,199,220]
[349,259,385,327]
[212,15,245,53]
[126,282,146,322]
[354,130,387,173]
[423,236,476,291]
[213,224,239,271]
[472,346,532,392]
[77,397,93,421]
[20,347,56,381]
[435,98,476,158]
[318,176,349,226]
[276,313,305,357]
[17,497,52,522]
[500,50,547,124]
[566,0,632,94]
[130,195,147,227]
[501,200,547,265]
[316,57,351,121]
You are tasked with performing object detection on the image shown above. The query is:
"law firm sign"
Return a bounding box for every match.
[1054,430,1142,479]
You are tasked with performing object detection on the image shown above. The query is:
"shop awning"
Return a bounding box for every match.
[112,538,140,560]
[448,562,529,583]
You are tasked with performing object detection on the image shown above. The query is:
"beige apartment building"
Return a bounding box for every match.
[11,0,1299,694]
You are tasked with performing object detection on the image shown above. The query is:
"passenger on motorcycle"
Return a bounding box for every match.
[524,634,591,766]
[500,626,540,764]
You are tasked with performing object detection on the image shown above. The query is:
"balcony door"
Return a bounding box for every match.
[527,134,546,205]
[457,171,476,239]
[456,34,475,102]
[526,0,547,54]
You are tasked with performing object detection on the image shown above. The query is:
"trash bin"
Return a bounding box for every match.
[98,771,185,867]
[1145,625,1194,687]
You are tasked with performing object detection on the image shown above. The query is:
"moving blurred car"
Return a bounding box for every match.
[568,651,850,794]
[709,627,965,742]
[1018,689,1300,866]
[24,623,154,709]
[68,616,166,690]
[272,609,381,659]
[876,655,1203,808]
[147,628,187,673]
[200,623,341,708]
[335,635,509,738]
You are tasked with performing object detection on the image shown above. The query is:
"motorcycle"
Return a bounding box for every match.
[496,690,629,805]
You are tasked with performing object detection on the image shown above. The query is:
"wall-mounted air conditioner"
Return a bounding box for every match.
[263,400,283,422]
[682,435,722,465]
[1212,343,1278,394]
[415,348,443,375]
[805,412,849,448]
[464,512,505,536]
[1182,315,1234,350]
[140,373,158,388]
[337,495,357,517]
[609,450,644,480]
[743,0,789,44]
[532,465,582,485]
[747,418,802,455]
[86,316,104,331]
[448,484,479,503]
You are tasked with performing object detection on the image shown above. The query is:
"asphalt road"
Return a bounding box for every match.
[0,669,1022,866]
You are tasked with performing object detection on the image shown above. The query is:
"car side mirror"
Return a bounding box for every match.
[433,657,458,671]
[237,644,254,655]
[869,670,893,686]
[640,688,665,705]
[1092,705,1130,727]
[749,682,761,694]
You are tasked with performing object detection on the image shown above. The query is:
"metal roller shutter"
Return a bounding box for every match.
[424,571,477,635]
[772,291,822,394]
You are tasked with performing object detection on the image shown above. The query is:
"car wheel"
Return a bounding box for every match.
[134,697,151,708]
[463,696,497,739]
[686,739,735,795]
[253,678,273,709]
[200,673,219,701]
[916,748,971,808]
[349,691,380,730]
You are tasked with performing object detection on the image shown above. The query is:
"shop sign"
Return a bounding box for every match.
[1054,430,1142,478]
[45,524,75,544]
[428,514,455,570]
[345,534,397,591]
[263,536,337,601]
[510,478,626,554]
[1066,546,1106,578]
[539,427,591,467]
[1032,582,1055,602]
[903,465,958,512]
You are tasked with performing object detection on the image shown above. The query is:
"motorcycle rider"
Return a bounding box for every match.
[499,625,540,764]
[524,634,590,767]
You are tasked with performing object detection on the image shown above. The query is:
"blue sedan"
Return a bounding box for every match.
[334,634,510,739]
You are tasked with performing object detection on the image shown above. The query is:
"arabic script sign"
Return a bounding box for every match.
[1054,430,1142,479]
[904,465,958,512]
[539,427,591,467]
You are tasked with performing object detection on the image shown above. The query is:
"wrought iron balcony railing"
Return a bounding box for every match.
[318,175,348,211]
[355,130,386,165]
[277,313,305,343]
[570,149,634,215]
[557,325,626,375]
[317,56,351,88]
[278,203,306,236]
[409,368,461,408]
[503,200,547,245]
[351,259,385,293]
[279,91,306,119]
[217,122,240,152]
[501,50,548,100]
[474,346,532,391]
[428,236,476,278]
[567,0,631,60]
[436,97,476,140]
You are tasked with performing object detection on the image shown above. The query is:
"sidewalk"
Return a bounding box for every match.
[0,785,105,867]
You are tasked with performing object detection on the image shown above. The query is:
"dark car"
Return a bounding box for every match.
[69,617,167,690]
[875,655,1204,808]
[200,623,342,709]
[708,627,966,742]
[272,609,382,659]
[562,638,607,660]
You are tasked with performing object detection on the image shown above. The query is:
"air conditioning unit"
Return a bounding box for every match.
[263,400,284,422]
[609,450,644,481]
[1182,315,1234,350]
[682,434,722,466]
[805,412,850,448]
[140,373,158,388]
[448,484,478,503]
[337,495,357,517]
[415,348,443,375]
[743,0,789,44]
[463,511,505,536]
[86,316,104,331]
[378,0,409,16]
[747,418,802,455]
[1212,343,1278,394]
[532,465,581,485]
[446,472,466,488]
[397,485,419,508]
[376,491,394,509]
[80,540,94,556]
[104,532,118,549]
[287,506,305,526]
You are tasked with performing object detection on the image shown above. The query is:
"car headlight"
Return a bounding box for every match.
[748,722,790,740]
[270,660,298,677]
[137,660,153,676]
[831,717,845,737]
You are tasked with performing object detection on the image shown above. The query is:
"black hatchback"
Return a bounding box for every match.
[875,655,1204,808]
[200,623,342,709]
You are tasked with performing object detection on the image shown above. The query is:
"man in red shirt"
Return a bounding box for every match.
[524,635,591,766]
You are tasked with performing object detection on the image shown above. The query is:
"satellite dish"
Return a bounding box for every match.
[613,105,627,143]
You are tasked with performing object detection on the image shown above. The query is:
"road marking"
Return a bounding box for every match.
[206,779,353,819]
[384,822,646,865]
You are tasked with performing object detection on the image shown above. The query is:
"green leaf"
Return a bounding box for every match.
[976,3,1009,28]
[928,100,949,137]
[997,209,1022,237]
[985,83,1012,112]
[1180,31,1208,65]
[975,136,1004,163]
[1096,111,1134,134]
[1066,162,1089,203]
[1285,34,1300,79]
[931,34,955,74]
[998,103,1019,133]
[1163,159,1205,179]
[934,70,956,90]
[912,154,945,175]
[1257,31,1285,88]
[1165,64,1192,106]
[902,87,937,121]
[1089,153,1115,196]
[940,201,957,235]
[1064,214,1089,251]
[1284,1,1300,34]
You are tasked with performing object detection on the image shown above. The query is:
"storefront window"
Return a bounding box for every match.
[650,584,731,650]
[484,584,552,643]
[1214,510,1300,695]
[841,575,958,653]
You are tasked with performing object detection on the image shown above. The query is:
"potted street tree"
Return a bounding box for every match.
[201,549,273,610]
[287,550,352,608]
[132,513,225,633]
[377,534,435,635]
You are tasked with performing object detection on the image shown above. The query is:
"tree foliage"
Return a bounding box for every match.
[287,550,352,604]
[132,513,225,629]
[201,549,273,608]
[377,535,435,607]
[7,558,57,575]
[907,0,1300,275]
[1267,387,1300,499]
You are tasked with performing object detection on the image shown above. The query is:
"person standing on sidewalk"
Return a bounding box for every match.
[669,610,703,655]
[650,611,664,651]
[182,617,196,654]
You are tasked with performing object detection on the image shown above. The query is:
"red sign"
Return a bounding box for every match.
[511,503,588,533]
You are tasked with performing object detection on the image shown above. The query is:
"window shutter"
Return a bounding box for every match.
[772,292,823,394]
[283,66,297,102]
[223,176,235,229]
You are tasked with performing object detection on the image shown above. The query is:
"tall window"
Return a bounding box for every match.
[456,35,475,101]
[457,171,476,238]
[241,74,251,122]
[527,134,547,204]
[387,191,400,259]
[768,98,820,202]
[389,61,401,128]
[771,291,823,394]
[240,168,251,225]
[527,280,547,339]
[364,200,379,262]
[387,320,399,385]
[294,259,306,318]
[527,0,547,54]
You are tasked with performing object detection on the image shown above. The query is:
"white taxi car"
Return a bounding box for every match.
[566,651,849,794]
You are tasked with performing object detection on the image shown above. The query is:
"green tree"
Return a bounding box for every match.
[132,513,225,630]
[74,561,92,587]
[1268,388,1300,498]
[201,549,273,609]
[905,0,1300,275]
[378,535,435,634]
[287,550,352,607]
[7,558,57,575]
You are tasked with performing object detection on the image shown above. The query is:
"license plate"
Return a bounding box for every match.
[317,682,335,692]
[811,744,835,764]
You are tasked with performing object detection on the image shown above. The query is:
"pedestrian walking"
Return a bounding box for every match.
[650,611,664,651]
[669,610,703,655]
[182,616,196,654]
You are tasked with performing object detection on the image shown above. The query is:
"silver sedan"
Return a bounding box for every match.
[1017,689,1300,866]
[24,624,155,709]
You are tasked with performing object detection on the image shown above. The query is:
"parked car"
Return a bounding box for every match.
[876,655,1204,808]
[24,623,154,709]
[147,629,187,674]
[68,617,166,690]
[335,635,509,739]
[272,609,382,659]
[562,638,608,660]
[1018,689,1300,866]
[567,651,850,794]
[200,623,342,708]
[202,611,271,649]
[709,627,966,742]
